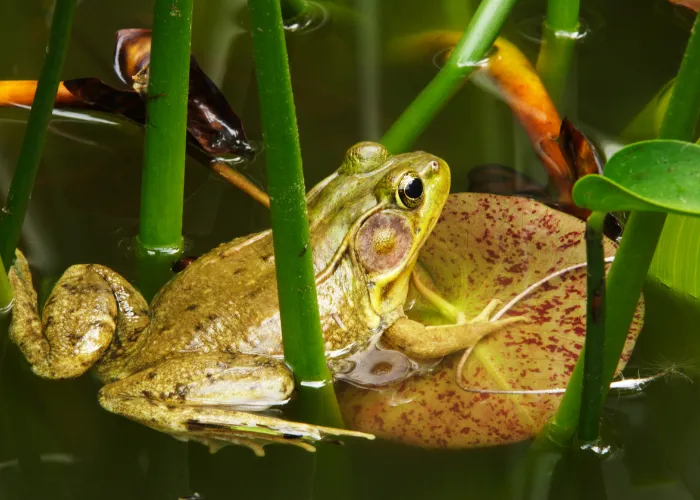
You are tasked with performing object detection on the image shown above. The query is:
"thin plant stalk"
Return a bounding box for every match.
[0,256,11,309]
[541,13,700,447]
[577,211,606,442]
[544,0,580,34]
[0,0,77,271]
[535,0,580,113]
[658,19,700,141]
[137,0,193,252]
[380,0,517,153]
[356,0,381,140]
[248,0,335,390]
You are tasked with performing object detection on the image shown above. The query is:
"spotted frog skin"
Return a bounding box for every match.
[8,142,521,455]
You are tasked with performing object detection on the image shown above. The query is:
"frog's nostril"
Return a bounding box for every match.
[430,160,439,174]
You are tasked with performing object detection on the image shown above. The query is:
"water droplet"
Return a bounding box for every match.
[283,2,329,34]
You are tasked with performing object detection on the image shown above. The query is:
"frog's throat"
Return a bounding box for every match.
[314,201,388,287]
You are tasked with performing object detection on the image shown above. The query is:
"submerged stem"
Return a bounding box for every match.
[380,0,517,153]
[578,211,606,442]
[248,0,335,397]
[138,0,193,252]
[0,0,77,270]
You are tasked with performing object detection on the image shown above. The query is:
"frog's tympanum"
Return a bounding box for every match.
[8,142,523,455]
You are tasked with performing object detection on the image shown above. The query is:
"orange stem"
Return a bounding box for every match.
[210,161,270,208]
[0,81,84,108]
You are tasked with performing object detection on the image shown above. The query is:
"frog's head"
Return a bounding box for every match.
[308,142,450,318]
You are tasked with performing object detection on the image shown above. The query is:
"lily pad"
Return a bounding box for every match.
[338,193,644,448]
[572,140,700,216]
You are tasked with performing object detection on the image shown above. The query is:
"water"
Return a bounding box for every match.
[1,0,699,498]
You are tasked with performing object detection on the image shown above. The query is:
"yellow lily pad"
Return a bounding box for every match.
[338,193,644,448]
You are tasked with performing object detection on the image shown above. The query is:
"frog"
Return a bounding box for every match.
[8,142,524,456]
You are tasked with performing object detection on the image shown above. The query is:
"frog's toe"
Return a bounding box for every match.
[184,415,373,456]
[465,299,528,328]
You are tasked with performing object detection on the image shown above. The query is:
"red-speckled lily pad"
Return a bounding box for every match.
[337,193,644,448]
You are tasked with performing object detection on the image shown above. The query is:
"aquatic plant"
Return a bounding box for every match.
[0,0,76,270]
[0,0,698,475]
[248,0,340,423]
[137,0,193,253]
[545,12,700,446]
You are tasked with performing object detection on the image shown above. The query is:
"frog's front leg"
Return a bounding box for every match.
[383,311,525,360]
[98,352,374,456]
[383,270,527,359]
[8,250,149,379]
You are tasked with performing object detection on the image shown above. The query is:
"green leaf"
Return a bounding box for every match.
[649,214,700,298]
[572,140,700,216]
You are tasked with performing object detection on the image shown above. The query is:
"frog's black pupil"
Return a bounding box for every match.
[404,177,423,199]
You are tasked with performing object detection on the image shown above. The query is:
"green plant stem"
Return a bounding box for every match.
[659,19,700,141]
[544,0,580,33]
[535,0,580,113]
[598,213,666,391]
[578,211,606,442]
[542,12,700,448]
[0,255,12,309]
[0,0,77,271]
[248,0,333,388]
[380,0,517,153]
[138,0,193,252]
[280,0,310,20]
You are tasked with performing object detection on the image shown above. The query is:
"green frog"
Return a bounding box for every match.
[8,142,522,455]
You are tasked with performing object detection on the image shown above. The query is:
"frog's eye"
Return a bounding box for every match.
[397,172,424,209]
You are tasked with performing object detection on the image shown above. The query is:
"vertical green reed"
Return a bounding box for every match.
[536,0,580,112]
[0,0,77,271]
[577,211,606,442]
[248,0,334,389]
[380,0,517,153]
[137,0,193,252]
[543,0,580,32]
[541,13,700,447]
[0,256,11,309]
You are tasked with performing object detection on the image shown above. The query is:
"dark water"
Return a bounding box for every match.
[1,0,699,499]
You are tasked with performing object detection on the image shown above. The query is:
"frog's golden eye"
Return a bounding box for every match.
[397,172,424,209]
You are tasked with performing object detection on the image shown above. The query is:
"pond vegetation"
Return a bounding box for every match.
[0,0,700,498]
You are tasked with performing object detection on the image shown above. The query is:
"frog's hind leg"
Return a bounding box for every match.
[8,250,150,379]
[98,352,374,456]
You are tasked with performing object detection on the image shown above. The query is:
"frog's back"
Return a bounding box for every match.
[121,230,284,375]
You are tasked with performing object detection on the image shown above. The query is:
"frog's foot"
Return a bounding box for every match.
[99,352,373,456]
[463,299,526,329]
[8,249,149,379]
